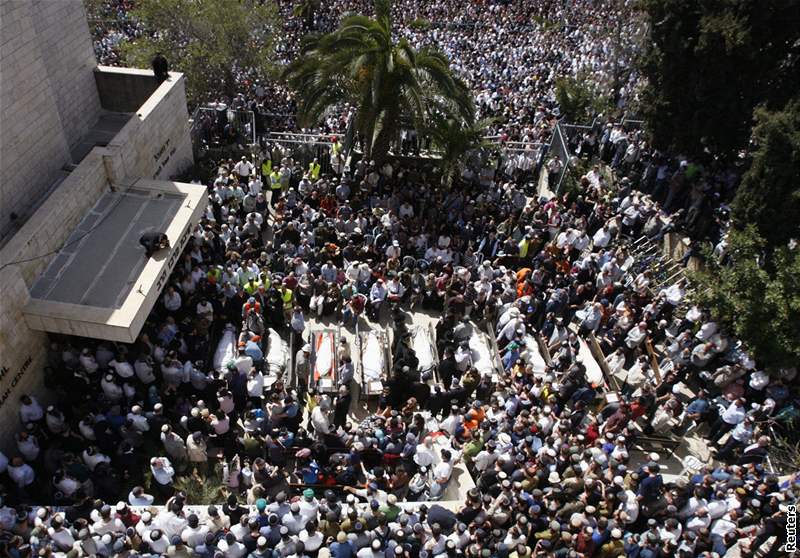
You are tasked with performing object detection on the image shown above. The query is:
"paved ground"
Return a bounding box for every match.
[69,111,131,164]
[303,307,474,503]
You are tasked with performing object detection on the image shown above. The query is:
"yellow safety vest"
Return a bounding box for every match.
[244,281,260,295]
[270,171,281,190]
[309,162,321,180]
[518,239,530,258]
[281,288,294,310]
[261,159,272,176]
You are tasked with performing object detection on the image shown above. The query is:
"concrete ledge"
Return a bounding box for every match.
[24,180,207,343]
[95,66,156,112]
[94,66,183,113]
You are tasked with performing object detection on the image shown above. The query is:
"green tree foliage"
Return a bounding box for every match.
[639,0,800,160]
[695,101,800,369]
[283,0,475,163]
[555,74,611,124]
[423,116,491,187]
[119,0,278,105]
[293,0,321,31]
[694,226,800,369]
[731,101,800,249]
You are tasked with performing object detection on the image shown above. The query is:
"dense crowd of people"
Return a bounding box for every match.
[1,138,797,556]
[88,0,643,141]
[0,1,790,557]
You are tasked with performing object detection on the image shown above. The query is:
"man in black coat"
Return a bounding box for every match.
[438,346,457,389]
[152,53,169,83]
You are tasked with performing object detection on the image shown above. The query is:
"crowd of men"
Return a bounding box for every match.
[0,1,792,557]
[88,0,643,143]
[1,138,797,556]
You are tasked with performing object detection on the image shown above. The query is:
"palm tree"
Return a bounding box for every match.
[283,0,474,164]
[424,115,493,187]
[293,0,320,31]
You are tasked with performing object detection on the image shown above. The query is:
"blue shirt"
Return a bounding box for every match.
[330,541,354,558]
[503,349,520,370]
[638,474,663,503]
[686,398,709,414]
[245,341,263,362]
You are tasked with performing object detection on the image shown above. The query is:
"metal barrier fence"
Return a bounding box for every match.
[548,122,572,193]
[263,132,339,176]
[546,113,642,194]
[190,106,256,150]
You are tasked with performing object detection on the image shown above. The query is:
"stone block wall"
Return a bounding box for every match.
[104,73,194,183]
[0,4,194,450]
[0,0,101,242]
[95,66,160,113]
[0,68,194,449]
[0,153,110,447]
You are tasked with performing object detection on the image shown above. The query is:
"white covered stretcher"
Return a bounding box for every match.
[468,326,502,380]
[411,324,438,382]
[265,328,288,385]
[359,330,390,396]
[213,324,238,372]
[576,336,605,386]
[521,334,548,377]
[310,329,338,393]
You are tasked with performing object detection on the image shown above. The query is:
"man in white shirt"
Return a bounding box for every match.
[710,399,746,444]
[233,349,254,377]
[617,489,639,525]
[109,357,134,378]
[91,505,126,535]
[162,286,182,313]
[128,486,155,506]
[385,240,401,260]
[219,532,248,558]
[83,446,111,471]
[16,432,39,462]
[625,322,648,350]
[281,503,306,535]
[181,514,208,547]
[473,443,498,473]
[592,224,612,249]
[247,369,265,401]
[660,279,687,306]
[48,515,76,552]
[144,528,169,554]
[369,279,387,319]
[311,399,332,436]
[7,457,34,489]
[234,157,254,180]
[414,437,438,468]
[127,406,150,433]
[248,176,263,196]
[151,456,175,491]
[135,355,156,384]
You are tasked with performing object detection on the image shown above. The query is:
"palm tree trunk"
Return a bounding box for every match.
[370,111,399,165]
[371,126,394,165]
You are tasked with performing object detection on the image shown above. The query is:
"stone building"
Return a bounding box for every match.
[0,0,204,447]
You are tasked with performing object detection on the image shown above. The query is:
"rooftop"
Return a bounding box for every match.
[68,111,132,165]
[29,187,185,308]
[24,179,207,343]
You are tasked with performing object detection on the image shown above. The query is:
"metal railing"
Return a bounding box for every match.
[262,132,340,176]
[190,105,257,148]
